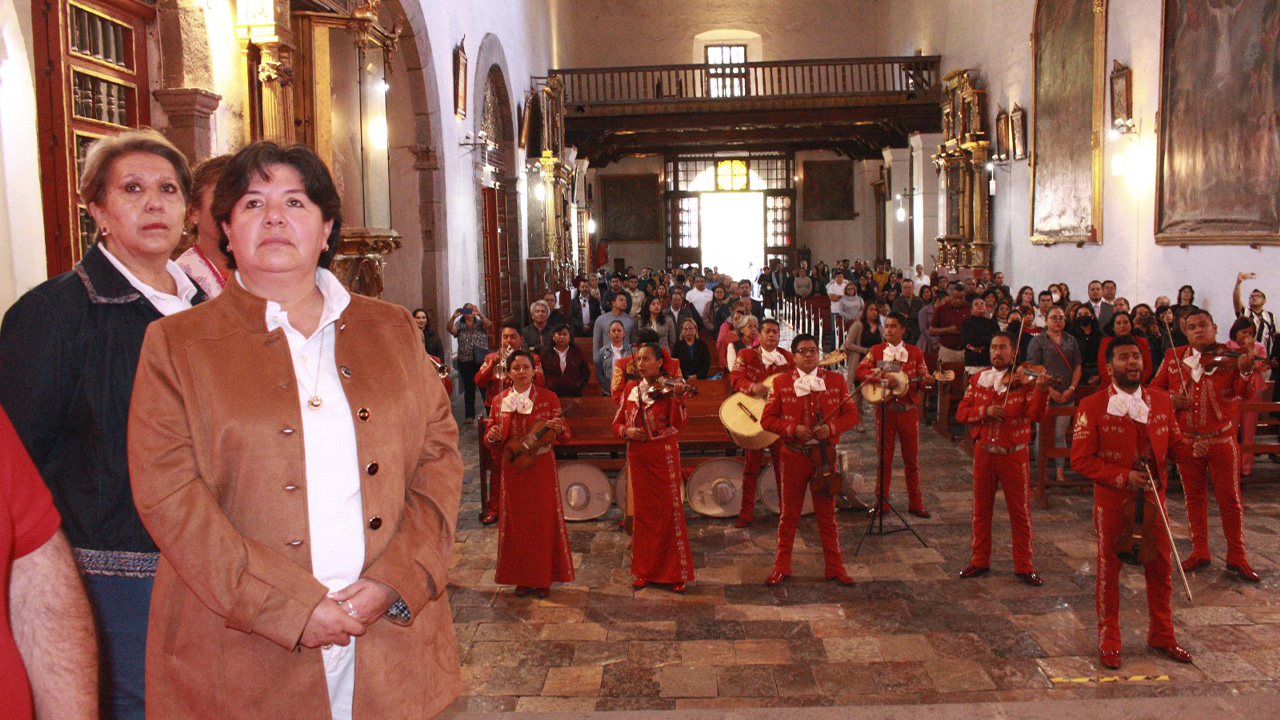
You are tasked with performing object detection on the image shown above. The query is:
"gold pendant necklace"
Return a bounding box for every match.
[305,330,325,410]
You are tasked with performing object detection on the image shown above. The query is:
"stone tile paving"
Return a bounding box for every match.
[443,399,1280,714]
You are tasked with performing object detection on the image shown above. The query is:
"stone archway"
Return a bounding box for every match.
[370,0,447,321]
[472,35,521,333]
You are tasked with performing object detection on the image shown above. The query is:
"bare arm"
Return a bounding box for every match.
[9,530,98,720]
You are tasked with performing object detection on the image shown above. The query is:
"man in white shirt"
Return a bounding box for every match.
[685,274,714,317]
[825,270,849,316]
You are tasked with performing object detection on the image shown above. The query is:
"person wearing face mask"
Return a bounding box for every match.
[955,332,1051,586]
[1071,306,1103,385]
[855,313,934,518]
[729,319,795,527]
[1149,309,1263,582]
[760,334,859,587]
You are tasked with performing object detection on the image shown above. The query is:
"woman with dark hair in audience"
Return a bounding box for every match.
[1016,285,1036,308]
[0,129,203,719]
[413,308,446,359]
[704,284,732,331]
[596,319,634,394]
[639,295,677,350]
[613,342,695,593]
[1096,311,1151,388]
[484,349,573,596]
[176,154,232,297]
[1071,304,1103,385]
[1176,284,1196,307]
[674,318,712,379]
[128,141,462,718]
[542,324,591,397]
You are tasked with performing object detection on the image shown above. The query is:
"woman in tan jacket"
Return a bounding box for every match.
[128,142,462,719]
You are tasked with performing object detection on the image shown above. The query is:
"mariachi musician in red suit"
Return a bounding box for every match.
[954,331,1050,586]
[1071,336,1202,670]
[612,343,695,592]
[475,321,545,525]
[484,350,574,598]
[612,328,682,403]
[1149,309,1264,581]
[854,312,933,517]
[760,333,859,586]
[729,318,795,527]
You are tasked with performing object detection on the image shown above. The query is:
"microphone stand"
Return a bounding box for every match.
[855,369,928,556]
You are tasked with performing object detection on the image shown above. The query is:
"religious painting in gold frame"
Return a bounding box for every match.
[994,108,1011,161]
[453,40,467,119]
[1029,0,1107,246]
[1154,0,1280,246]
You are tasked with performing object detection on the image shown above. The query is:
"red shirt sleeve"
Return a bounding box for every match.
[2,407,61,559]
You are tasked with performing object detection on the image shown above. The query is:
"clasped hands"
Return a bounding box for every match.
[299,578,400,649]
[793,423,831,443]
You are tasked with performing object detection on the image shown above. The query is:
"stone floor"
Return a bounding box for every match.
[440,396,1280,716]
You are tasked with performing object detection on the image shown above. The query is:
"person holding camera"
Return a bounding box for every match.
[448,304,491,419]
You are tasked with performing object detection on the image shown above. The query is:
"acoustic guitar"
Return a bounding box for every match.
[718,374,780,450]
[860,370,955,404]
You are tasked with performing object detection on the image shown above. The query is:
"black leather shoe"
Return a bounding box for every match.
[1149,643,1193,664]
[765,571,788,586]
[1226,562,1261,582]
[1016,571,1044,587]
[1100,650,1122,670]
[959,565,990,579]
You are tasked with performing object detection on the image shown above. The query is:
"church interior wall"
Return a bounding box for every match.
[794,151,878,267]
[879,0,1277,318]
[0,0,46,310]
[591,155,668,273]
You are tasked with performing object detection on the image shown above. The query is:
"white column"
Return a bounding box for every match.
[909,133,941,272]
[882,147,911,267]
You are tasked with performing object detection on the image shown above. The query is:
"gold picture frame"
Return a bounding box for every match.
[1010,105,1027,161]
[453,39,467,119]
[1029,0,1107,246]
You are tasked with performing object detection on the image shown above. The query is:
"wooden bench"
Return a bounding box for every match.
[1241,380,1279,485]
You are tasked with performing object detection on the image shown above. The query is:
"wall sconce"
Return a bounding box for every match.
[1108,118,1141,177]
[586,218,597,234]
[534,179,547,202]
[894,192,907,223]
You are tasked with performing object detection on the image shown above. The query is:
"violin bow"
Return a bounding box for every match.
[1001,321,1027,410]
[1143,462,1194,603]
[1161,316,1193,392]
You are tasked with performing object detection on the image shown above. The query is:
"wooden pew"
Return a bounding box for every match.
[1241,380,1279,484]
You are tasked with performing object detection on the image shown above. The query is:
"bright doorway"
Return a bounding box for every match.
[699,191,764,285]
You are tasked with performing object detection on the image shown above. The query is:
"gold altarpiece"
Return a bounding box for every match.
[931,69,992,270]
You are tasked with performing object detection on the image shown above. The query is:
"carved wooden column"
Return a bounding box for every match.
[236,0,296,143]
[153,89,222,161]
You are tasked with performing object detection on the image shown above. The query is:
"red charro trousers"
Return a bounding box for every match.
[772,447,845,577]
[1094,484,1176,654]
[970,446,1034,572]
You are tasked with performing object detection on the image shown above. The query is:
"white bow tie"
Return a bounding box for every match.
[977,367,1008,394]
[883,344,909,363]
[1107,388,1149,424]
[794,372,827,397]
[759,348,787,368]
[500,392,534,415]
[1183,348,1205,383]
[629,380,655,406]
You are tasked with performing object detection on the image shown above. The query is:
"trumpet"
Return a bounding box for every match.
[492,348,512,381]
[426,352,451,379]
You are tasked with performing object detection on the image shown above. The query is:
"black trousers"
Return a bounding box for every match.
[458,359,481,418]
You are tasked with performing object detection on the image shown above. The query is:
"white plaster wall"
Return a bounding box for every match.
[590,155,667,272]
[553,0,887,68]
[0,0,47,310]
[909,132,941,269]
[878,0,1279,318]
[883,147,911,267]
[795,151,878,265]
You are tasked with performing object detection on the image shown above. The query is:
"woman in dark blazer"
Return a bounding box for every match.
[541,324,591,396]
[673,318,712,379]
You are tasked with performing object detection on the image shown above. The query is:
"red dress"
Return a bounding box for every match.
[613,380,695,584]
[485,386,574,588]
[729,346,795,523]
[475,352,545,516]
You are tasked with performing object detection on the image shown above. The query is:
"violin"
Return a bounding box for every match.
[1114,481,1161,566]
[1197,343,1278,372]
[646,375,699,400]
[807,394,851,499]
[504,409,565,470]
[1010,363,1062,387]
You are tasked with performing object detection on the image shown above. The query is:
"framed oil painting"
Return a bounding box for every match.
[1011,105,1027,160]
[995,108,1011,161]
[601,174,661,242]
[802,160,855,221]
[453,40,467,119]
[1155,0,1280,246]
[1030,0,1107,246]
[1110,60,1132,129]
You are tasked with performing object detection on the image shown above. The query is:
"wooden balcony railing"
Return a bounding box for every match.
[552,56,941,107]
